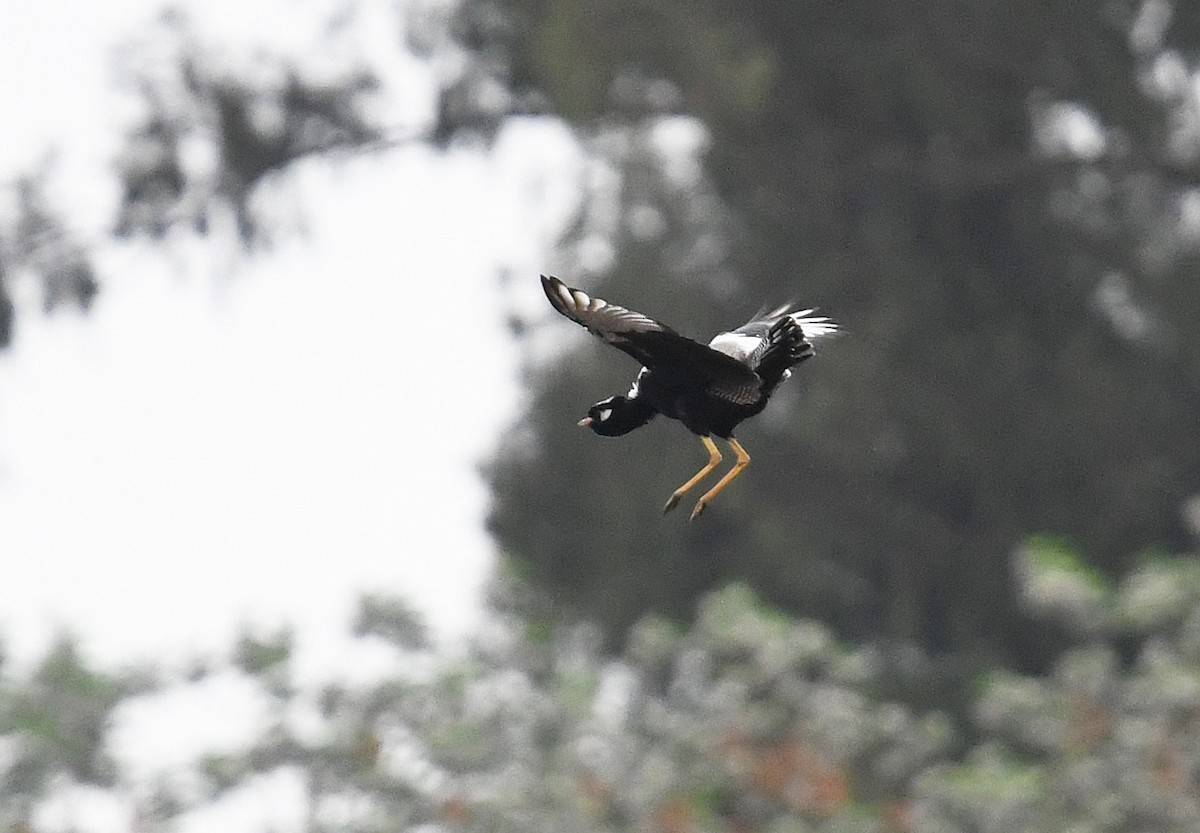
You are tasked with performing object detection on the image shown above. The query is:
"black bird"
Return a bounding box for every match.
[541,275,837,519]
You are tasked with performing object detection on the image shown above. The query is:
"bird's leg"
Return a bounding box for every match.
[663,435,722,514]
[689,438,750,521]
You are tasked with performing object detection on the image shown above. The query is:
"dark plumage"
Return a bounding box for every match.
[541,275,837,519]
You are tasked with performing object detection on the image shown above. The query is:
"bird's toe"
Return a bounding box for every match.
[689,500,707,521]
[663,493,682,514]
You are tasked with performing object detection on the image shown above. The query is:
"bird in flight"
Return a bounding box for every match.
[541,275,837,520]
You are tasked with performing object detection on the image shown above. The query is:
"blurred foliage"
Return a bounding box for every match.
[0,173,98,347]
[112,7,383,244]
[0,1,390,342]
[10,553,1200,831]
[353,594,430,651]
[0,638,155,830]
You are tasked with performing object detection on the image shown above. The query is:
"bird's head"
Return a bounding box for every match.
[577,395,654,436]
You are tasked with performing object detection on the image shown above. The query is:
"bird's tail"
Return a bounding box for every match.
[787,308,838,341]
[755,310,838,389]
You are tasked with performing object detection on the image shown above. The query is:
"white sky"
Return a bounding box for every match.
[0,0,586,828]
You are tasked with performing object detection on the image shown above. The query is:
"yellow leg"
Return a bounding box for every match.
[663,435,722,514]
[689,438,750,520]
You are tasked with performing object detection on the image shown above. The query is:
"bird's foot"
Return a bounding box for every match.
[689,500,708,521]
[663,493,683,514]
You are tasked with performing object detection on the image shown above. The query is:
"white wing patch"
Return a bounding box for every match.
[628,367,648,398]
[708,332,764,362]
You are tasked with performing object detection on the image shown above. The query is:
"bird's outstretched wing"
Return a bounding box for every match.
[542,275,671,366]
[541,275,763,404]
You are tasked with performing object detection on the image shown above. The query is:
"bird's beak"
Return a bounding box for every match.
[577,417,594,427]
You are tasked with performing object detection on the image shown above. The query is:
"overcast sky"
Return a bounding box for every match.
[0,1,586,828]
[0,0,584,668]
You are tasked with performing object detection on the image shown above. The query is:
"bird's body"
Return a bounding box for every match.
[541,275,837,519]
[629,362,754,439]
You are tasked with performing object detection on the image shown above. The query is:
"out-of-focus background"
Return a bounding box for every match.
[3,0,1200,830]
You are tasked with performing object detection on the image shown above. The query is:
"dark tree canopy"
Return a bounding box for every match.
[473,0,1200,683]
